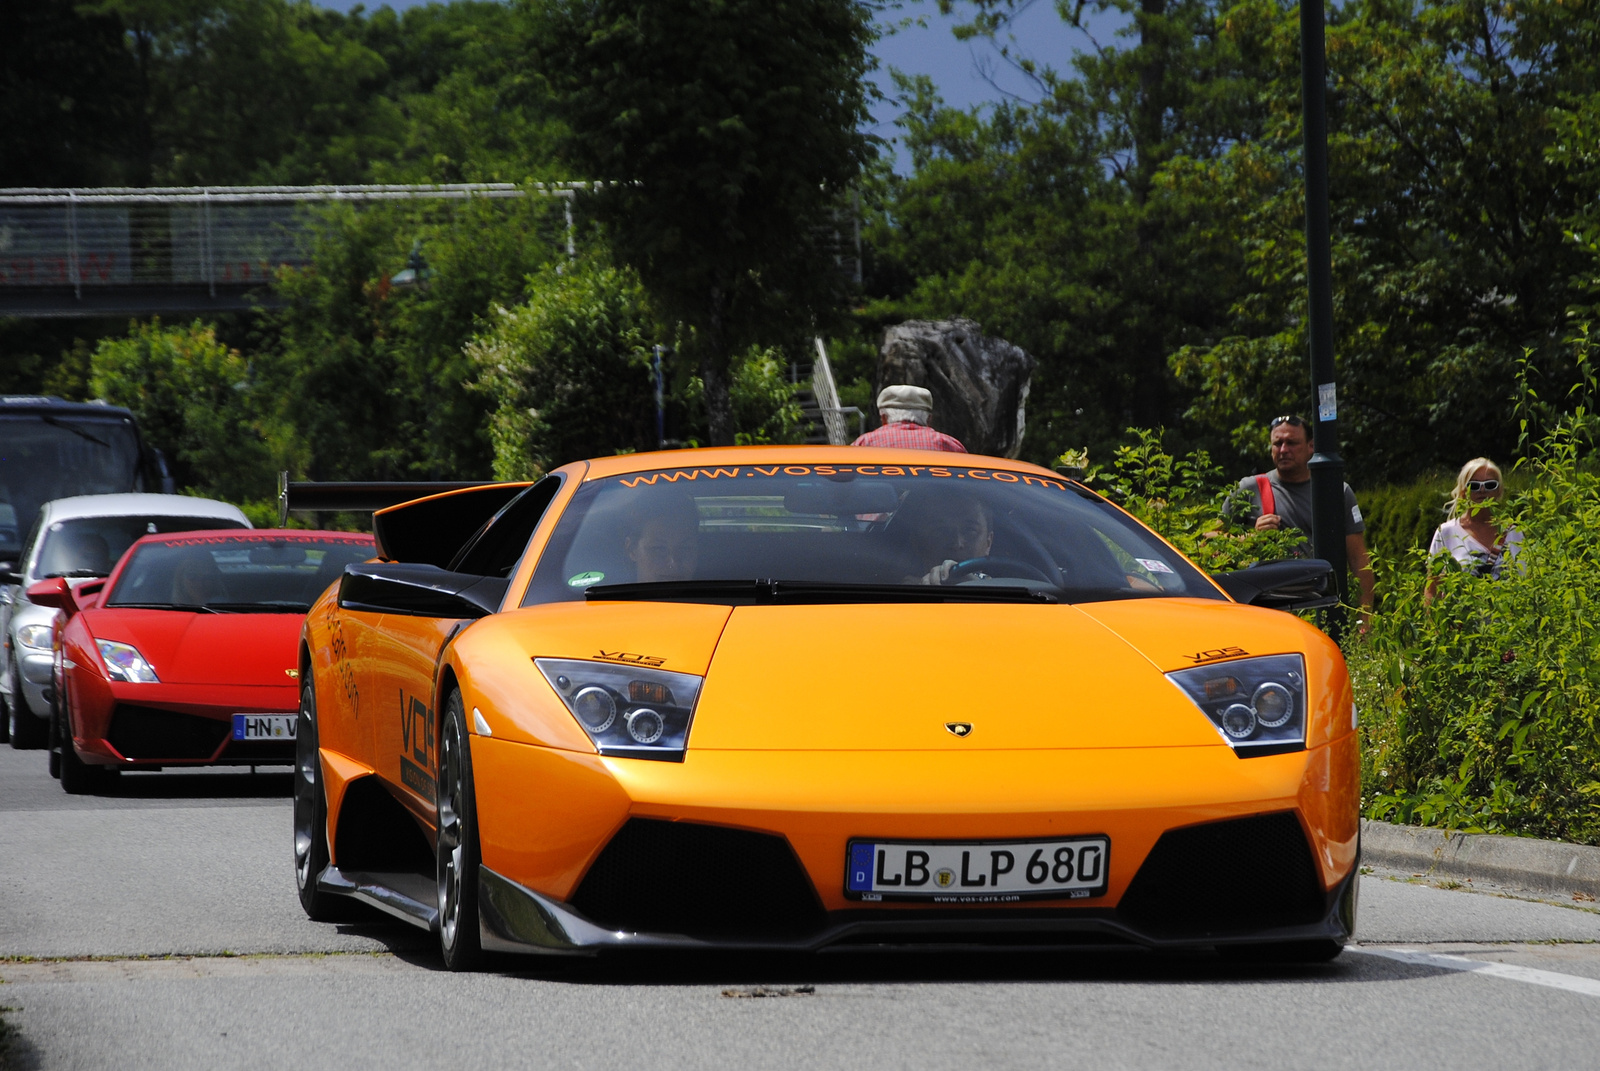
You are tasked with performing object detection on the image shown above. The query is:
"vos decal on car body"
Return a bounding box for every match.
[595,650,667,669]
[1185,646,1249,664]
[398,689,436,802]
[323,602,359,720]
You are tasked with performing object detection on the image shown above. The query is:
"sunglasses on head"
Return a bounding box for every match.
[1269,415,1309,430]
[1468,479,1500,492]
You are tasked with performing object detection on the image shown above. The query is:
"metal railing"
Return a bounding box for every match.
[0,183,584,305]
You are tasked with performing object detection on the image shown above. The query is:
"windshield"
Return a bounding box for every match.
[0,415,144,563]
[106,535,375,612]
[524,463,1222,605]
[33,515,247,581]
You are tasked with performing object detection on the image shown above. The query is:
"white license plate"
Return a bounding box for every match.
[232,714,297,741]
[846,837,1110,903]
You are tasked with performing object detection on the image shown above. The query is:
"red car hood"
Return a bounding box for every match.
[82,608,304,687]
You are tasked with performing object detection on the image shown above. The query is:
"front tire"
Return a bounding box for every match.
[436,688,484,972]
[7,656,46,749]
[293,679,348,921]
[58,708,106,795]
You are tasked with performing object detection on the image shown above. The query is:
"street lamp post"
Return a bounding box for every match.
[1300,0,1348,638]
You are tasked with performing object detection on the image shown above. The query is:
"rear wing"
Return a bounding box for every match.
[277,472,530,567]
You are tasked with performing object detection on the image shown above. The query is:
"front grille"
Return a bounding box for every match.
[571,818,826,940]
[1117,812,1325,937]
[107,705,230,760]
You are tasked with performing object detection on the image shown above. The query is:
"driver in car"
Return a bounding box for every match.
[624,493,700,584]
[900,494,994,585]
[171,548,228,606]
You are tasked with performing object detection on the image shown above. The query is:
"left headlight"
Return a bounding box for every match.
[534,658,703,762]
[97,639,160,684]
[17,624,54,650]
[1166,654,1306,756]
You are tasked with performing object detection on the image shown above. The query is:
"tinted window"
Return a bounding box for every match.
[450,475,563,578]
[107,535,375,612]
[32,515,247,581]
[0,416,144,561]
[523,463,1221,605]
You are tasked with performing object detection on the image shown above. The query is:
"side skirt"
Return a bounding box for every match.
[317,865,438,932]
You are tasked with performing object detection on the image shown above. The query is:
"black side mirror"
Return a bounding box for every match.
[338,562,508,619]
[0,562,19,586]
[1212,559,1338,611]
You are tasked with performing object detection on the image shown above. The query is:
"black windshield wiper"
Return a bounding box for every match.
[107,602,219,612]
[41,415,113,448]
[585,579,1057,605]
[202,601,311,613]
[45,570,109,579]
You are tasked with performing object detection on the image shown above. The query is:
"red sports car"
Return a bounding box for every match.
[37,529,374,793]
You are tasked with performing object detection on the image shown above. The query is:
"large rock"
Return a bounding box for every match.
[877,319,1035,457]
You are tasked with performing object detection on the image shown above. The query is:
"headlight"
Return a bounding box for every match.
[1166,654,1306,756]
[97,639,160,684]
[17,624,54,650]
[534,658,703,761]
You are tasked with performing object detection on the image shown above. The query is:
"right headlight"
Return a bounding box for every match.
[97,639,160,684]
[534,658,703,762]
[1166,654,1306,756]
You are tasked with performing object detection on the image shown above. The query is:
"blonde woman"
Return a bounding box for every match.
[1426,459,1521,597]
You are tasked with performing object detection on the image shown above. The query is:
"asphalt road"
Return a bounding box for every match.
[4,746,1600,1070]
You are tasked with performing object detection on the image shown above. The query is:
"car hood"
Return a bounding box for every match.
[688,602,1224,751]
[83,608,304,687]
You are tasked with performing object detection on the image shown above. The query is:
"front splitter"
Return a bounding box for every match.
[476,862,1360,956]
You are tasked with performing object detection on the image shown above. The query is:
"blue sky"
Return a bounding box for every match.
[314,0,1126,169]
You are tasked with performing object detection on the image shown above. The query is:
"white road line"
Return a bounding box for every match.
[1351,946,1600,999]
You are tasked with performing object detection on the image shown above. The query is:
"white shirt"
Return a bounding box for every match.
[1428,517,1522,579]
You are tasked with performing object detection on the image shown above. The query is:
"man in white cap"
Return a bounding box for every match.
[851,385,967,452]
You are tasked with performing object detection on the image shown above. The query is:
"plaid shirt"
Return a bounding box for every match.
[851,421,967,453]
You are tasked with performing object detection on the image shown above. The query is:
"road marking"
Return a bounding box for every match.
[1352,946,1600,999]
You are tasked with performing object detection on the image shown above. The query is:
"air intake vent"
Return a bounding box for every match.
[107,705,230,760]
[571,819,826,940]
[1117,812,1325,937]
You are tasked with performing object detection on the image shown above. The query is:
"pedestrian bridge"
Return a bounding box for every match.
[0,183,579,318]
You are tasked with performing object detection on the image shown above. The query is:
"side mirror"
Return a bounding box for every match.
[338,562,508,619]
[25,577,77,613]
[1212,559,1338,611]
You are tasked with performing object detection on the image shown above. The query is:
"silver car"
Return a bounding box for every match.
[1,493,250,748]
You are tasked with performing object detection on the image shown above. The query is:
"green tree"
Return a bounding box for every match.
[1169,0,1600,482]
[267,192,571,483]
[467,260,657,480]
[531,0,876,444]
[870,0,1269,467]
[90,319,289,504]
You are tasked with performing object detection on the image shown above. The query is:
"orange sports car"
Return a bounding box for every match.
[293,447,1358,970]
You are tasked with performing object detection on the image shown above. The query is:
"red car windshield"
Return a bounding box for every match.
[106,536,374,613]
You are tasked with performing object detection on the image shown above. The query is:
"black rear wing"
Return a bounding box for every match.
[277,472,530,566]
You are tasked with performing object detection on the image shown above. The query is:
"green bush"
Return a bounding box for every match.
[1349,344,1600,844]
[1094,428,1306,572]
[466,261,657,480]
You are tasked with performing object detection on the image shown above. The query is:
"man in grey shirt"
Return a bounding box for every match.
[1229,415,1375,619]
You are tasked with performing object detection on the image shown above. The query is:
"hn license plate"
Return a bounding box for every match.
[232,714,297,741]
[846,837,1109,903]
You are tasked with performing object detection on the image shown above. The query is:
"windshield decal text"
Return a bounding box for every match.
[615,465,1068,491]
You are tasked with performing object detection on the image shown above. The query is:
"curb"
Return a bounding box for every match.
[1361,819,1600,900]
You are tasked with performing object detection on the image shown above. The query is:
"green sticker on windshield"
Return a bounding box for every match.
[567,570,606,588]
